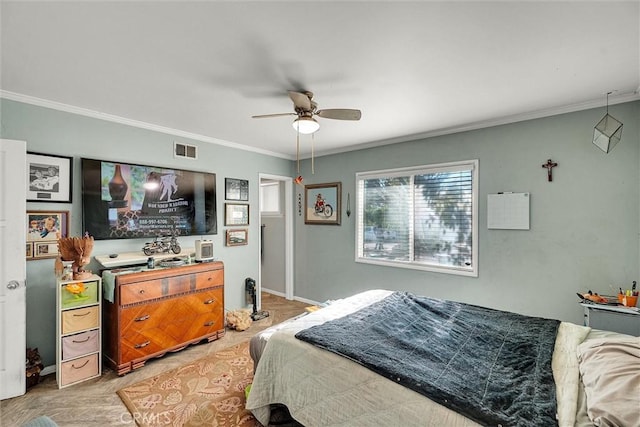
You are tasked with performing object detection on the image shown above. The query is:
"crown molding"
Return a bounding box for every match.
[0,90,293,160]
[310,91,640,158]
[3,89,637,161]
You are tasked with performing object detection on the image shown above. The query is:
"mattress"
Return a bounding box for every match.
[246,290,606,427]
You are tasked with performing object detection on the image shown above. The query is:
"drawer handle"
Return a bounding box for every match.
[204,321,214,326]
[204,298,216,305]
[72,336,91,343]
[71,360,90,370]
[135,341,151,349]
[134,314,150,322]
[139,289,145,294]
[73,311,91,317]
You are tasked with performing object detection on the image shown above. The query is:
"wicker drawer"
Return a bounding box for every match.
[62,306,100,334]
[62,330,99,361]
[60,280,99,309]
[59,353,99,387]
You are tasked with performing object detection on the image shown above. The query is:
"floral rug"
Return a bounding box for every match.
[117,341,259,427]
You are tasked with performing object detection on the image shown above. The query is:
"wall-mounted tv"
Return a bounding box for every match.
[81,158,217,240]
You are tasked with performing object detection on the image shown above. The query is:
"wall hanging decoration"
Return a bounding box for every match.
[304,182,342,225]
[224,203,249,226]
[226,229,248,246]
[225,178,249,201]
[26,210,68,260]
[26,152,73,203]
[592,91,623,153]
[541,159,558,182]
[346,193,351,217]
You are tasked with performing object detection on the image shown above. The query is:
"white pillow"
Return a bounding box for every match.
[577,336,640,427]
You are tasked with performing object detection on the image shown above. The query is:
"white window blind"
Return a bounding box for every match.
[356,159,478,277]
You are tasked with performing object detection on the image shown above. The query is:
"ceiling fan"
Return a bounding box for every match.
[252,91,362,134]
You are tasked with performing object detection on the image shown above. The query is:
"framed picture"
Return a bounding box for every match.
[226,228,248,246]
[225,178,249,201]
[225,203,249,226]
[27,211,69,242]
[305,182,342,225]
[33,241,60,259]
[26,152,73,203]
[26,243,33,259]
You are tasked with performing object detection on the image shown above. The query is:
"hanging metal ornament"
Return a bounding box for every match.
[346,193,351,217]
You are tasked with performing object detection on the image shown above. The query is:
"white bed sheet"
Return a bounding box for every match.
[246,290,592,427]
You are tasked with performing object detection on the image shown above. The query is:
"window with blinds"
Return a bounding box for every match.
[356,159,478,277]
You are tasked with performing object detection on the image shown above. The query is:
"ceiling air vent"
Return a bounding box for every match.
[174,142,197,159]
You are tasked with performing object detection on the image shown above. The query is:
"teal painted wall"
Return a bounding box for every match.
[2,98,639,366]
[293,101,640,325]
[1,99,293,366]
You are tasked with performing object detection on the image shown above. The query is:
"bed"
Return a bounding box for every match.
[246,290,640,427]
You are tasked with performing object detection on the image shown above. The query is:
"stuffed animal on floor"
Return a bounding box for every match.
[26,347,44,389]
[226,310,253,331]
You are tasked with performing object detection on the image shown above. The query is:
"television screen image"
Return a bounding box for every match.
[82,158,217,240]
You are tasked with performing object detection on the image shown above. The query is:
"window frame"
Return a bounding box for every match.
[355,159,479,277]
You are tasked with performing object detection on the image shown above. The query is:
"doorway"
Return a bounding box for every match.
[258,174,294,309]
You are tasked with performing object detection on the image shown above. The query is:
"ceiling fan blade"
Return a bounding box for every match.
[288,91,313,111]
[252,112,296,119]
[316,109,362,120]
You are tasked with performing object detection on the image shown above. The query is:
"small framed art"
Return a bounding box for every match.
[26,210,68,260]
[304,182,341,225]
[226,229,248,246]
[225,178,249,201]
[26,152,73,203]
[224,203,249,226]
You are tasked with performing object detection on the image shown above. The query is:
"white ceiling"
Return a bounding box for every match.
[1,1,639,160]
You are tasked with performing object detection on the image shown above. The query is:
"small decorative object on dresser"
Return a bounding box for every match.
[56,274,102,388]
[102,261,225,375]
[57,235,94,279]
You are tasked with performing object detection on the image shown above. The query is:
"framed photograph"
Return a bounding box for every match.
[225,178,249,201]
[26,243,33,259]
[33,241,60,259]
[27,152,73,203]
[225,203,249,226]
[27,210,69,242]
[226,228,248,246]
[305,182,342,225]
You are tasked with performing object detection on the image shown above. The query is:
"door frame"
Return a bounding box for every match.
[258,173,294,306]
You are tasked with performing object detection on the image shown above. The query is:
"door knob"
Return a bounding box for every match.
[7,280,20,290]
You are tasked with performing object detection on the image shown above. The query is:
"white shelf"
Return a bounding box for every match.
[95,247,195,268]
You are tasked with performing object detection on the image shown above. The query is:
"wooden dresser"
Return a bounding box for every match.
[103,261,225,375]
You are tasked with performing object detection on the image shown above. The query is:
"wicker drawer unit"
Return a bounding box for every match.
[103,261,225,375]
[56,275,102,388]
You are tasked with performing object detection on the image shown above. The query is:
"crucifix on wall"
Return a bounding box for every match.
[542,159,558,182]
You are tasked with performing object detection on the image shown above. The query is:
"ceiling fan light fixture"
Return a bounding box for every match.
[292,117,320,134]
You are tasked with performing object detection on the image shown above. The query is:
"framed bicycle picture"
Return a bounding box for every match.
[304,182,341,225]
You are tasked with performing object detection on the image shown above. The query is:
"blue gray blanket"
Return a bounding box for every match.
[295,291,560,427]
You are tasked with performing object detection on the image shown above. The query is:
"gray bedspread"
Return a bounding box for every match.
[295,291,560,427]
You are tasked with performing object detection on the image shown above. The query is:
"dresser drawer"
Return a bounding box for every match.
[60,280,99,309]
[120,280,164,305]
[62,306,100,334]
[59,353,99,387]
[195,269,224,290]
[62,330,99,361]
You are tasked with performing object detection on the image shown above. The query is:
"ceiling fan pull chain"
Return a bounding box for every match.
[311,133,315,175]
[296,129,300,174]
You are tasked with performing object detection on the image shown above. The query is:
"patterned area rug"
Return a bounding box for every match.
[117,341,260,427]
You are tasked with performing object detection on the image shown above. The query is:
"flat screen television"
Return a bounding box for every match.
[81,158,217,240]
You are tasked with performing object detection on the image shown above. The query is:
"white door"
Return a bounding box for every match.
[0,139,27,399]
